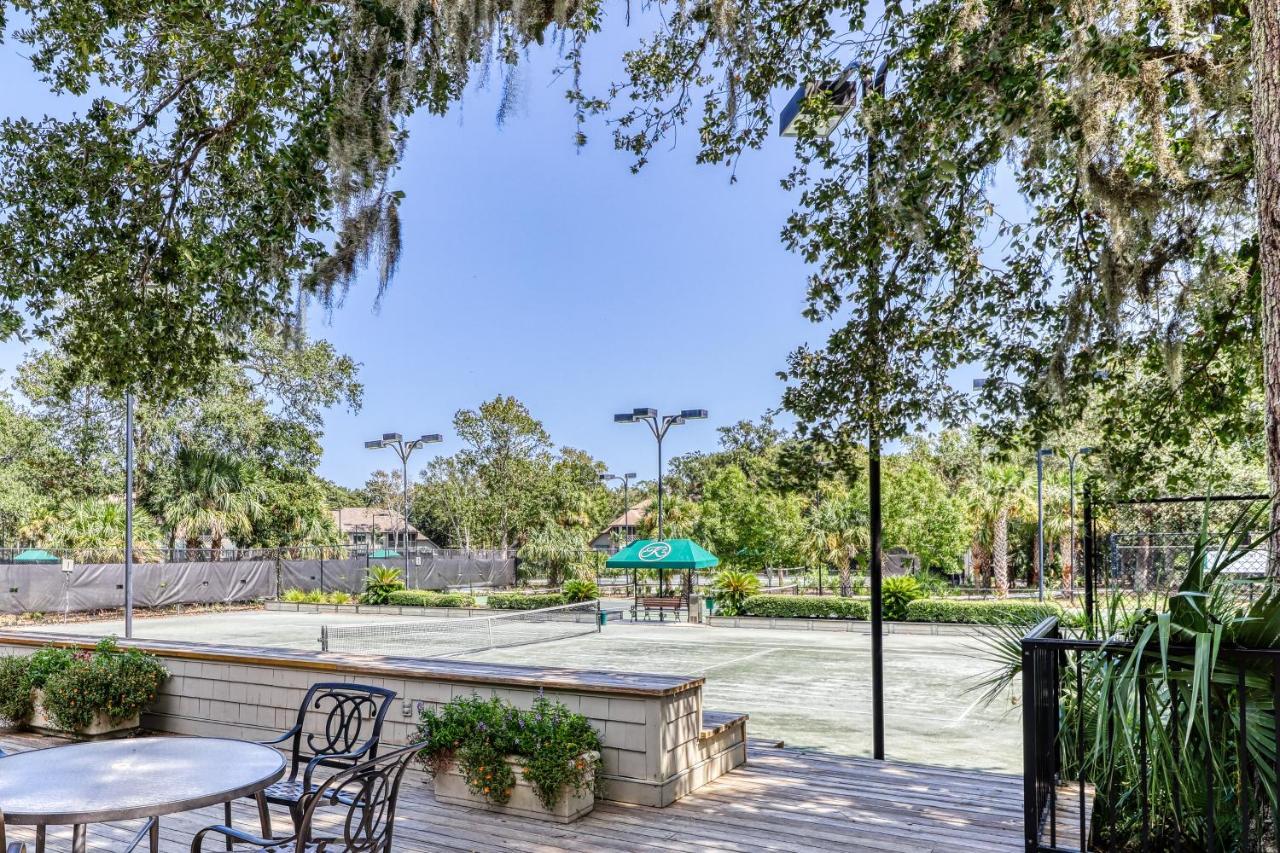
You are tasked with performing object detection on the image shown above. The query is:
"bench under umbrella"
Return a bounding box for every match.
[606,539,718,621]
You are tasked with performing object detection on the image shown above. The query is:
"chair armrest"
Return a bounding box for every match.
[301,742,375,791]
[190,825,286,852]
[257,725,302,747]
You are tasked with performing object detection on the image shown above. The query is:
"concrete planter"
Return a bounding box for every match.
[433,751,598,823]
[28,688,141,739]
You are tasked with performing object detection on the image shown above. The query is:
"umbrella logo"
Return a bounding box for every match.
[638,543,671,561]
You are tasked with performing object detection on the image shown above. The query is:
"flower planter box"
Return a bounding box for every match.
[27,689,141,739]
[433,752,597,823]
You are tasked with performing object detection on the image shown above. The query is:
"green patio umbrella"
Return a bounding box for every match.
[606,539,719,570]
[369,548,401,559]
[13,548,60,564]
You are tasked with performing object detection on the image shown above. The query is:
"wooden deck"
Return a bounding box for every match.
[0,733,1030,852]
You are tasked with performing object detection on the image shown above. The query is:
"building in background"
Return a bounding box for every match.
[590,499,651,551]
[330,507,437,550]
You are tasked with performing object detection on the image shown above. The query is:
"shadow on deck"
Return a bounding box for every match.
[1,733,1027,852]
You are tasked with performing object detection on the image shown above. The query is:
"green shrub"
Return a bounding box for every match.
[562,579,599,603]
[740,595,870,620]
[905,598,1063,626]
[0,656,34,723]
[417,694,603,811]
[2,638,168,731]
[385,590,477,608]
[712,569,761,616]
[487,592,566,610]
[280,588,353,605]
[360,566,406,605]
[881,576,925,621]
[281,588,308,603]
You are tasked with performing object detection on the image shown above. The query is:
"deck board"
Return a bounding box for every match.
[0,733,1030,852]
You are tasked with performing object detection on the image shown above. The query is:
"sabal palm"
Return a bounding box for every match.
[977,463,1032,598]
[804,496,868,595]
[50,498,163,561]
[163,449,265,551]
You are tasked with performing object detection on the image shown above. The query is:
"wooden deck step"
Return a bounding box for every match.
[699,709,748,740]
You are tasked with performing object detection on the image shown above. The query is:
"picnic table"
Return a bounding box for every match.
[0,737,284,853]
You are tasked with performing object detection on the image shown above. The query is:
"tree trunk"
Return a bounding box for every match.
[993,508,1009,598]
[1060,538,1073,598]
[1256,0,1280,572]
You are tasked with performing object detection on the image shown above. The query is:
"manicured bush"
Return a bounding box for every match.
[280,588,353,605]
[881,575,925,621]
[904,598,1063,626]
[360,565,406,605]
[385,590,477,608]
[487,592,567,610]
[740,595,870,620]
[562,579,599,603]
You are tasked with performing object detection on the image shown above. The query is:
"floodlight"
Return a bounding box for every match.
[972,377,990,389]
[1080,446,1096,455]
[680,409,708,420]
[614,413,637,423]
[779,63,859,137]
[419,433,443,445]
[1038,448,1055,457]
[364,440,384,449]
[632,408,657,419]
[382,432,402,443]
[625,472,637,479]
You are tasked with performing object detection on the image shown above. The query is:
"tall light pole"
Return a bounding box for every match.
[599,472,638,545]
[1036,448,1054,601]
[613,409,707,540]
[1068,447,1095,600]
[366,432,443,581]
[780,55,892,762]
[124,391,135,639]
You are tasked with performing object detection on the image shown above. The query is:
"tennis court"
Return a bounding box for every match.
[16,606,1022,773]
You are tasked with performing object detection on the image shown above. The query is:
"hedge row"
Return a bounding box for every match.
[384,590,476,608]
[737,594,1063,626]
[741,595,871,620]
[486,592,567,610]
[904,598,1063,626]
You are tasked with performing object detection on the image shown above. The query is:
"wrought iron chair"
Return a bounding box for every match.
[190,742,423,852]
[226,683,397,844]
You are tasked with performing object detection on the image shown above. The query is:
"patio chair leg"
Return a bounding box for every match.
[224,802,233,850]
[71,825,86,853]
[256,793,273,840]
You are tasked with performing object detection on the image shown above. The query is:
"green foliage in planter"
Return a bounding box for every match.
[360,565,405,605]
[905,598,1063,626]
[561,579,599,603]
[712,569,760,616]
[487,592,566,610]
[384,590,477,608]
[0,638,168,731]
[740,595,870,619]
[881,575,925,621]
[0,656,35,723]
[417,693,603,811]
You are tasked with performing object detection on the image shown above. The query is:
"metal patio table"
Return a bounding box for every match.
[0,737,285,853]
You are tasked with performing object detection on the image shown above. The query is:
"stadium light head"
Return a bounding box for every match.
[614,413,638,424]
[1038,448,1055,457]
[624,472,637,479]
[382,432,402,443]
[1080,446,1096,456]
[680,409,708,420]
[599,473,613,481]
[419,433,443,445]
[632,408,658,419]
[670,416,687,426]
[779,63,859,137]
[364,440,384,449]
[972,377,990,389]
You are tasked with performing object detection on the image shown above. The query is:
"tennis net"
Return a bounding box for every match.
[318,599,602,658]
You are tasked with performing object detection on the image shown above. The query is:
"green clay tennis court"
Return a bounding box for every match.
[16,607,1022,773]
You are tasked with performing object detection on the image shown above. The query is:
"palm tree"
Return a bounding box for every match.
[47,498,164,562]
[161,449,266,554]
[804,491,868,596]
[977,463,1032,598]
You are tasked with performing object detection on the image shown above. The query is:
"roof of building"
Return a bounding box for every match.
[599,498,652,534]
[330,507,421,536]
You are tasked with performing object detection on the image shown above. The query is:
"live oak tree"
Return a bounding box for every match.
[597,0,1280,548]
[0,0,597,398]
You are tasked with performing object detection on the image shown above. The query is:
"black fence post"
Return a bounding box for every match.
[1083,482,1095,636]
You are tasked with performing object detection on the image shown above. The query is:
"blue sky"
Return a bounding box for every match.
[0,13,988,489]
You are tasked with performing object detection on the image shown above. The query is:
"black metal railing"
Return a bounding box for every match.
[1022,616,1280,852]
